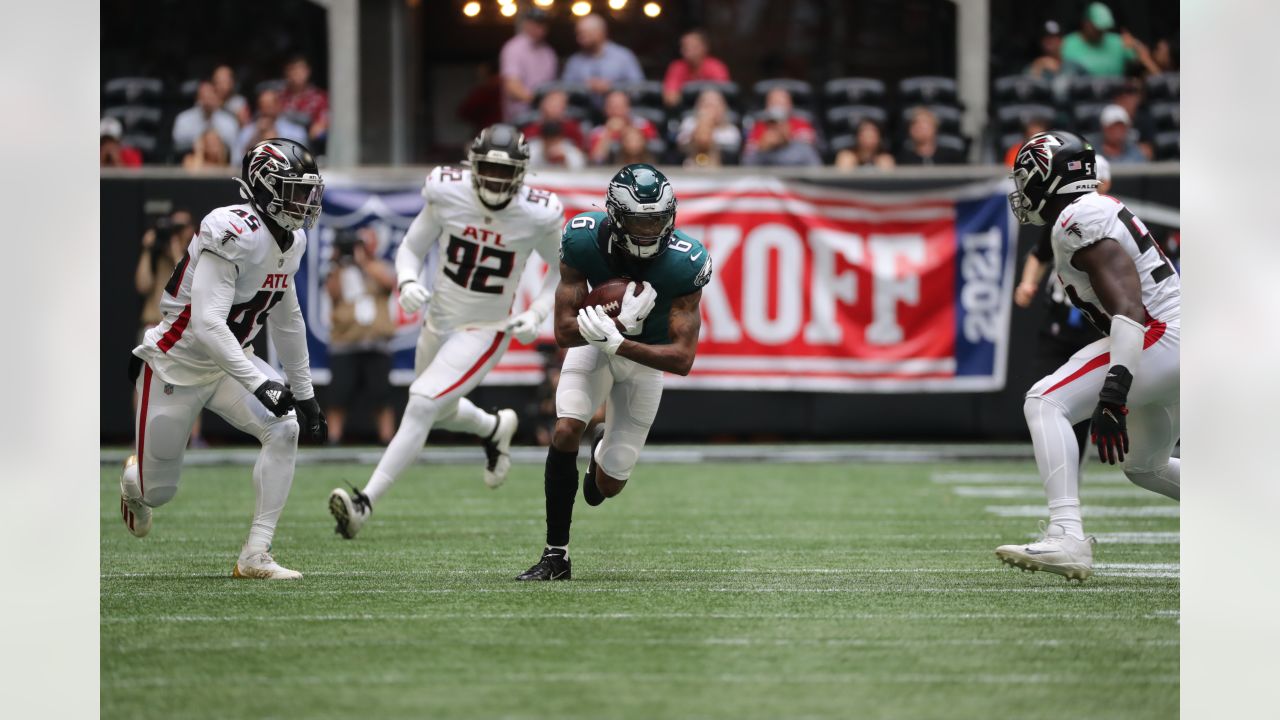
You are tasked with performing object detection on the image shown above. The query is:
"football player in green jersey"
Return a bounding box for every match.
[517,163,712,581]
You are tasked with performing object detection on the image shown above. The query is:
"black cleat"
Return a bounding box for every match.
[515,547,572,581]
[582,425,606,506]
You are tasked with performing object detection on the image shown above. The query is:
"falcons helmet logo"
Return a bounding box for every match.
[248,143,288,180]
[1017,134,1062,181]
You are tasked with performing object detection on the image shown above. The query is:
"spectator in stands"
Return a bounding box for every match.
[896,106,965,166]
[499,7,558,123]
[100,117,143,167]
[1060,2,1159,77]
[136,209,207,447]
[662,29,731,108]
[1152,37,1178,73]
[742,108,821,167]
[233,89,308,160]
[676,89,741,167]
[211,64,251,126]
[457,61,504,135]
[1027,20,1066,80]
[1109,81,1156,156]
[614,126,656,165]
[587,90,658,165]
[1097,104,1149,164]
[182,128,231,170]
[172,81,239,153]
[1002,117,1050,166]
[528,121,587,170]
[745,87,817,153]
[325,228,398,445]
[834,119,895,170]
[280,55,330,143]
[520,89,587,149]
[561,15,644,104]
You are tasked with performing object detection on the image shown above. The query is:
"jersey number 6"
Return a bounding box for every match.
[443,235,515,294]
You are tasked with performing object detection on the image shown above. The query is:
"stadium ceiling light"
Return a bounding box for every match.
[500,2,518,15]
[533,0,554,6]
[571,1,592,16]
[642,1,660,17]
[463,1,481,16]
[497,0,515,6]
[608,0,627,9]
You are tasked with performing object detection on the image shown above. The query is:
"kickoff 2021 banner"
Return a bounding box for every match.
[294,172,1016,393]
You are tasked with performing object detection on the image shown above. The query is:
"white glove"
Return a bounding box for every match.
[577,305,624,355]
[506,309,543,344]
[398,280,431,314]
[616,281,657,336]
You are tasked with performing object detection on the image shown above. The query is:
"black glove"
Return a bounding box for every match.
[1090,366,1132,465]
[294,396,328,442]
[253,379,295,418]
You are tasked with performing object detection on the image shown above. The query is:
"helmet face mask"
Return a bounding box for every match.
[237,139,324,232]
[606,163,677,261]
[1008,130,1098,227]
[467,124,529,209]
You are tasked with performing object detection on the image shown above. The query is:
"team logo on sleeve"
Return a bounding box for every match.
[694,256,713,288]
[220,230,238,244]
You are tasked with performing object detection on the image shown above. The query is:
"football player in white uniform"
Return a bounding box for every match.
[328,124,564,539]
[997,130,1180,581]
[121,139,328,580]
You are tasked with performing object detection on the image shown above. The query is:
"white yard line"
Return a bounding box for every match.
[986,505,1179,518]
[932,472,1129,485]
[1090,532,1181,544]
[101,611,1182,624]
[952,486,1154,499]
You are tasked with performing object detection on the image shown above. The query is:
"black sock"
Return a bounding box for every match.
[545,447,579,547]
[582,467,604,506]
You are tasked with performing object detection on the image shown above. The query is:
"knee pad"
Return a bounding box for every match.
[1023,394,1066,428]
[262,416,300,449]
[143,484,178,508]
[598,440,641,482]
[405,394,443,424]
[556,386,595,423]
[147,412,190,463]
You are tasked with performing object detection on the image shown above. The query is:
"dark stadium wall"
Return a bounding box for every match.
[99,172,1177,445]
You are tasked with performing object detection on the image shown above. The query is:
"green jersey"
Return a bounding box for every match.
[560,211,712,345]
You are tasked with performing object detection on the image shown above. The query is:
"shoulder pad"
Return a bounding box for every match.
[423,165,468,200]
[521,185,565,228]
[1056,193,1121,254]
[197,206,261,268]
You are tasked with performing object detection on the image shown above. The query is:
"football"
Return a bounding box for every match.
[581,278,635,318]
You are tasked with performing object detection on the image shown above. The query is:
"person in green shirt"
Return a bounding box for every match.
[516,163,713,581]
[1060,2,1140,77]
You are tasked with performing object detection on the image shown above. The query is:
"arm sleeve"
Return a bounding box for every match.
[189,252,270,392]
[267,282,314,399]
[396,201,443,287]
[1108,313,1145,377]
[1031,227,1054,263]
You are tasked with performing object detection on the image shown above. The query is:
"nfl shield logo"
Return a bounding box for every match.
[163,384,174,395]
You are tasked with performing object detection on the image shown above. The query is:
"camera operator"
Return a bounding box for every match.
[134,209,207,447]
[325,227,398,444]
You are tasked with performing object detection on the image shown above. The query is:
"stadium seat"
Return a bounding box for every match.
[1068,76,1126,103]
[631,106,668,132]
[935,133,967,155]
[997,131,1025,158]
[824,104,889,136]
[899,104,962,135]
[1145,72,1180,101]
[1154,130,1179,160]
[104,105,163,135]
[103,77,164,106]
[992,74,1054,105]
[898,76,958,105]
[177,79,201,105]
[823,77,887,106]
[827,133,858,154]
[1150,101,1179,131]
[680,81,739,111]
[994,103,1056,134]
[254,79,286,97]
[620,80,665,109]
[1071,102,1108,134]
[752,79,814,109]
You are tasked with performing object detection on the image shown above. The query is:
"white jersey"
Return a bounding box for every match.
[1050,192,1180,331]
[134,203,307,387]
[400,166,564,332]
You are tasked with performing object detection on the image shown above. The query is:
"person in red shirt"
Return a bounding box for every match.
[744,87,817,151]
[662,29,731,107]
[587,90,659,165]
[100,117,143,167]
[280,55,330,144]
[519,89,588,150]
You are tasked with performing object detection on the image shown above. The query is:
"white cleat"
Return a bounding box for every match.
[482,409,519,489]
[995,522,1096,582]
[119,455,152,538]
[328,486,372,539]
[232,550,302,580]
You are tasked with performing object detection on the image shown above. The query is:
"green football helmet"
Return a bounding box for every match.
[605,163,677,260]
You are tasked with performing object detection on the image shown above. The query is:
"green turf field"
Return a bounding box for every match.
[100,457,1179,720]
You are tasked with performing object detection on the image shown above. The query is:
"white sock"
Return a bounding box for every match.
[364,394,440,504]
[436,397,497,438]
[1024,395,1086,540]
[245,420,299,554]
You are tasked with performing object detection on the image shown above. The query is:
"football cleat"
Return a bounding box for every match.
[119,455,152,538]
[233,550,302,580]
[482,409,519,489]
[583,425,606,506]
[515,547,572,581]
[995,522,1096,582]
[328,485,372,539]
